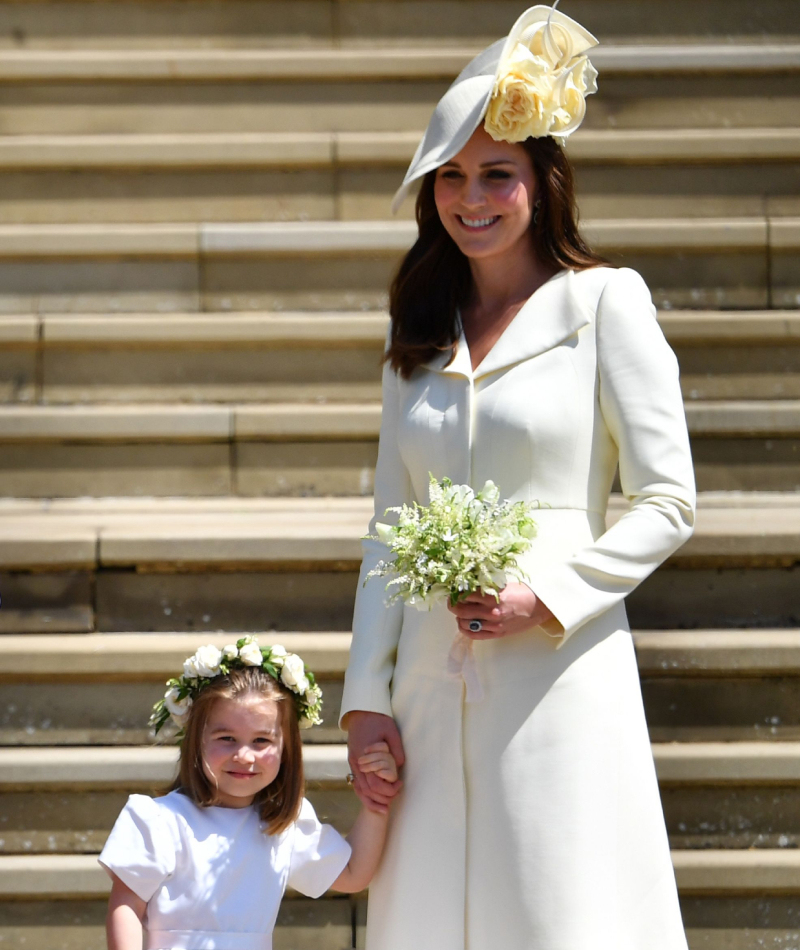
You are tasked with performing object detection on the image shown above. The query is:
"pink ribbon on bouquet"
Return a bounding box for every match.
[446,631,484,703]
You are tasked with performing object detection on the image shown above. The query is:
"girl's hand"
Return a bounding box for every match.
[448,582,556,640]
[346,710,405,815]
[358,741,399,784]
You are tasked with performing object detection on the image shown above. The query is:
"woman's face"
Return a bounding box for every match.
[433,126,537,262]
[202,694,284,808]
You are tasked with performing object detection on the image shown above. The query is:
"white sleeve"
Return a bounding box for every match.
[98,795,176,902]
[339,359,412,722]
[530,268,696,643]
[287,799,352,899]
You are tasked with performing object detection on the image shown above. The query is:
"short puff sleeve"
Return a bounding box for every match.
[288,798,351,899]
[98,794,176,901]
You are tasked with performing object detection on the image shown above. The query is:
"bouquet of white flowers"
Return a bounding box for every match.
[366,474,539,609]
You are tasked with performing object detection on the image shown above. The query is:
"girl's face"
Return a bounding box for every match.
[433,126,537,262]
[201,695,284,808]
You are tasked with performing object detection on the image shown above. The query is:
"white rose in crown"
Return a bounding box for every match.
[191,645,223,678]
[239,641,264,666]
[280,653,309,694]
[164,687,192,725]
[305,685,322,706]
[222,644,238,660]
[485,8,597,143]
[269,644,288,668]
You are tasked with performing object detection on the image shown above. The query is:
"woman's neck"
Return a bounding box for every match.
[465,244,556,327]
[461,244,559,370]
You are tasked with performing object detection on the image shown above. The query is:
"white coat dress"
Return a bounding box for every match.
[340,266,696,950]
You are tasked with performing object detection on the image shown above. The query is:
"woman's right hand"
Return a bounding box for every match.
[346,711,405,814]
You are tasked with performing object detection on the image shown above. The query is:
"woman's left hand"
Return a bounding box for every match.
[448,583,556,640]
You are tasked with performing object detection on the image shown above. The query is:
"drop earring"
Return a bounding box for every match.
[533,199,542,226]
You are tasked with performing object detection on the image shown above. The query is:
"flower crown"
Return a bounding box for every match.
[149,637,323,735]
[484,4,598,144]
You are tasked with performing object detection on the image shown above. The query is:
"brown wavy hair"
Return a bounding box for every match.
[168,667,303,835]
[386,136,607,379]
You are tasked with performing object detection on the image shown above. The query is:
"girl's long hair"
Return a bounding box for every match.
[169,667,304,835]
[386,135,607,379]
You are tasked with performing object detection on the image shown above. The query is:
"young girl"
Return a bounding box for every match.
[99,638,398,950]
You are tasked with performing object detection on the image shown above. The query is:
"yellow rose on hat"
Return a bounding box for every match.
[484,48,557,142]
[484,8,598,145]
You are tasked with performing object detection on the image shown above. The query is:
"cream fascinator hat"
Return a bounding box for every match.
[392,2,599,213]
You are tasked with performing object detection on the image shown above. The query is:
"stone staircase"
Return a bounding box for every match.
[1,1,800,948]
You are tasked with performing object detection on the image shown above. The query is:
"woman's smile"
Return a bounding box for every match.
[458,215,501,230]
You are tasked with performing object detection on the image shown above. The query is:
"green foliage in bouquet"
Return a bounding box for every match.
[366,474,539,608]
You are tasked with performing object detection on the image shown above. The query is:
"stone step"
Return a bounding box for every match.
[0,399,796,496]
[1,45,798,138]
[0,494,799,633]
[2,628,799,676]
[4,310,800,406]
[3,852,798,949]
[3,129,799,171]
[2,44,798,81]
[1,848,798,894]
[0,1,796,49]
[4,630,800,745]
[0,217,795,313]
[0,129,797,224]
[1,742,799,853]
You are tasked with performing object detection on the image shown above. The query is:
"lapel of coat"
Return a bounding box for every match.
[423,269,592,379]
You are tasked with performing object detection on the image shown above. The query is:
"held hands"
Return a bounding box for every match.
[448,582,555,640]
[358,741,399,783]
[346,711,404,815]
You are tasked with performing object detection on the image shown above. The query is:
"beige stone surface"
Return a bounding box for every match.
[0,351,36,403]
[201,255,393,312]
[685,400,800,435]
[0,898,353,950]
[0,170,337,225]
[613,251,769,310]
[42,311,387,344]
[691,440,800,492]
[0,223,197,257]
[0,606,93,634]
[661,311,800,342]
[0,83,443,136]
[0,632,351,677]
[0,2,334,50]
[94,568,359,634]
[0,259,201,314]
[236,441,378,496]
[0,315,38,343]
[0,132,335,169]
[673,850,800,893]
[234,403,380,440]
[2,43,798,82]
[0,443,232,498]
[0,404,231,441]
[634,629,800,674]
[0,493,798,570]
[653,742,800,783]
[4,849,795,899]
[0,744,348,786]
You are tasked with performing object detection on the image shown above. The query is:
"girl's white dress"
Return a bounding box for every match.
[98,791,351,950]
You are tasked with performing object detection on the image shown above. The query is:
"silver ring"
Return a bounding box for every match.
[346,772,355,786]
[468,620,483,633]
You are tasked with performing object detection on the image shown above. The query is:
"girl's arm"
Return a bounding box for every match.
[331,743,399,893]
[106,874,146,950]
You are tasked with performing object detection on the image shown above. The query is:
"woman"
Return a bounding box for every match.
[340,6,696,949]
